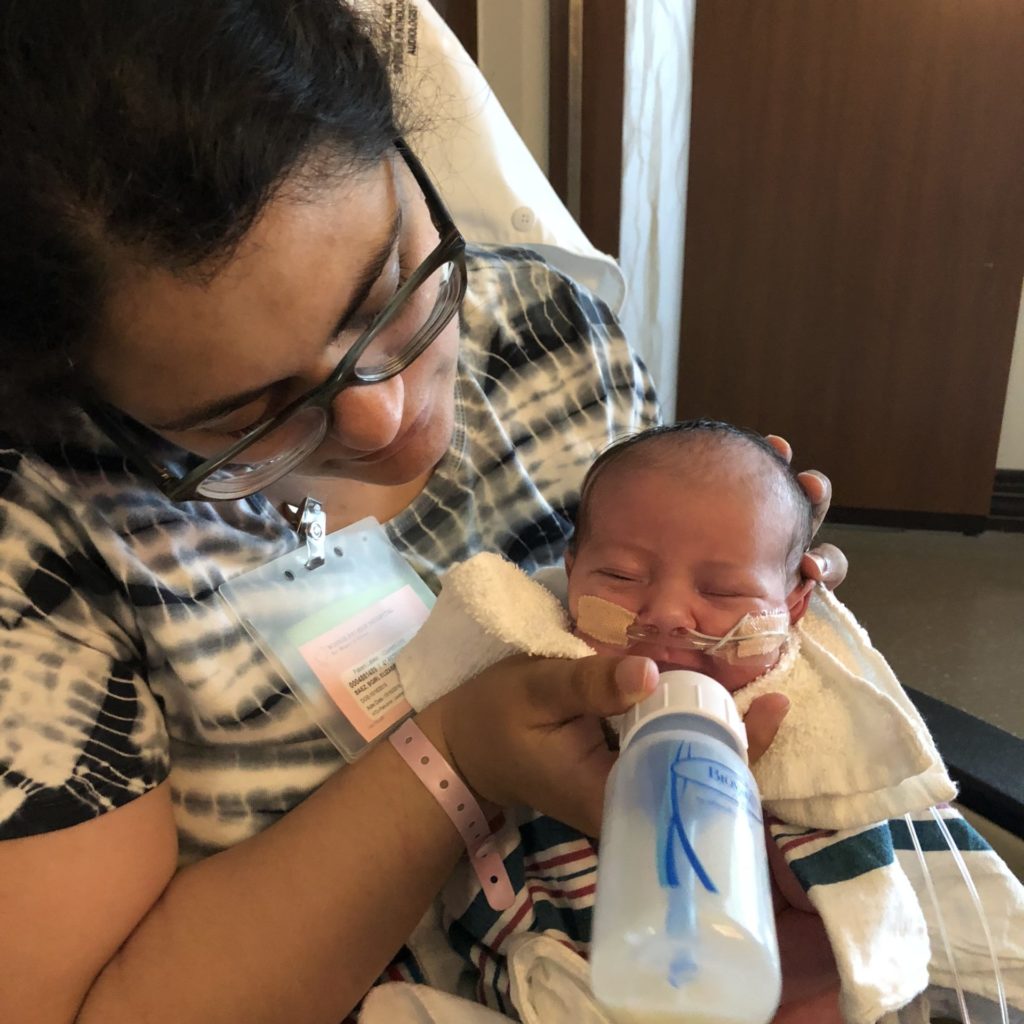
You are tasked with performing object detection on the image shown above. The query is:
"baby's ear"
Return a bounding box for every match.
[786,577,816,625]
[563,549,575,575]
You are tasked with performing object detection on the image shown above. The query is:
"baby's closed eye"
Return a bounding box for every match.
[596,568,647,585]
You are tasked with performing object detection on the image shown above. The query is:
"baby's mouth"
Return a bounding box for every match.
[617,642,729,682]
[648,649,730,682]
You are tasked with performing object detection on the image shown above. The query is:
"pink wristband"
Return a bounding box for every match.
[390,719,514,912]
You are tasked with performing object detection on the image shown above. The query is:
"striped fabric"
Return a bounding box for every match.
[774,807,1024,1024]
[441,805,1024,1020]
[443,810,600,1013]
[0,243,658,1008]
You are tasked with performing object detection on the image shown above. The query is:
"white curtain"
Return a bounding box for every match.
[360,0,695,420]
[617,0,696,419]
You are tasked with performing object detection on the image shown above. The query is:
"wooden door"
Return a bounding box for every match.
[549,0,627,257]
[678,1,1024,520]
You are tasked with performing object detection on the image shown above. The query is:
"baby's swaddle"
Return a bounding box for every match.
[397,552,953,827]
[395,553,1023,1024]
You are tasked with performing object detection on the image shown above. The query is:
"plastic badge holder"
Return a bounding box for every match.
[219,517,435,762]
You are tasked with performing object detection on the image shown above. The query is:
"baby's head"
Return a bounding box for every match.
[565,420,816,691]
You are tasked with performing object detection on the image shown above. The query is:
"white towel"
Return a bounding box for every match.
[359,935,610,1024]
[397,554,954,829]
[731,587,956,829]
[506,934,614,1024]
[396,553,593,711]
[359,981,508,1023]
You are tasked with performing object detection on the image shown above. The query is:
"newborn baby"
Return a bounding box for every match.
[565,419,815,694]
[396,421,1016,1024]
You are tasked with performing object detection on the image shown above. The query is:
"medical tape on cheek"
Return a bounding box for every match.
[717,610,791,662]
[575,595,637,647]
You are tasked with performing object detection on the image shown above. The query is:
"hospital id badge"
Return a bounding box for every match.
[219,514,435,762]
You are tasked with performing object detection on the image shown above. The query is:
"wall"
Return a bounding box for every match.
[476,3,550,175]
[996,280,1024,471]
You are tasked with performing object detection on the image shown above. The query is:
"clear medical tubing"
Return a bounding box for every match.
[591,671,781,1024]
[929,809,1009,1024]
[903,810,1009,1024]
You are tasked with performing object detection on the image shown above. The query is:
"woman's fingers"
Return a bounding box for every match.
[796,470,831,533]
[435,654,658,837]
[800,543,848,591]
[534,654,658,721]
[764,434,793,463]
[764,432,847,591]
[744,692,791,764]
[765,433,833,525]
[764,435,832,531]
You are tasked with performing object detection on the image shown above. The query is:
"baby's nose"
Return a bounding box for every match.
[639,586,699,635]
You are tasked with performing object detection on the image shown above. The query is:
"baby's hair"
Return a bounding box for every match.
[570,419,815,581]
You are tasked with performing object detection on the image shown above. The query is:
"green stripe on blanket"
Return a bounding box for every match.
[890,816,992,854]
[788,825,894,889]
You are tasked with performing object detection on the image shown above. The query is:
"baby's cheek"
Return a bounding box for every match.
[571,626,624,659]
[715,651,783,692]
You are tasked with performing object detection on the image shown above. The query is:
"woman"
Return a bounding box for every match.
[0,3,845,1021]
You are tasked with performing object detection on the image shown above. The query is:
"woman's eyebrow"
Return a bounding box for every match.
[149,206,403,433]
[328,205,403,336]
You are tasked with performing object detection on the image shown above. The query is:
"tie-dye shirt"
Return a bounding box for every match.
[0,244,659,858]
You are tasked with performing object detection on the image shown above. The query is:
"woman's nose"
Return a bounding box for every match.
[326,374,405,452]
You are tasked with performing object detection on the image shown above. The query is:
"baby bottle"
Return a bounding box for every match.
[591,670,781,1024]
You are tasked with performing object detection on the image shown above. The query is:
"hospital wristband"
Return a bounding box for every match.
[389,719,514,912]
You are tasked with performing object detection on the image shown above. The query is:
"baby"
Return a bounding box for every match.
[565,419,815,694]
[399,420,1022,1024]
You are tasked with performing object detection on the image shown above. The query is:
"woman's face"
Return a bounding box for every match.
[89,153,461,488]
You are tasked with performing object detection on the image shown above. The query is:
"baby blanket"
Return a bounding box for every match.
[394,553,1024,1023]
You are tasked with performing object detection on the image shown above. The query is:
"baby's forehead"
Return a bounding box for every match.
[590,441,784,504]
[580,446,799,551]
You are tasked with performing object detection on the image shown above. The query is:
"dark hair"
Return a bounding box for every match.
[0,0,399,441]
[570,419,815,579]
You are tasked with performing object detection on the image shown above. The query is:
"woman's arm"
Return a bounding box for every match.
[3,654,679,1024]
[4,725,465,1024]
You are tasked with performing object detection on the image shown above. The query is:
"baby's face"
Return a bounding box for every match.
[566,463,800,692]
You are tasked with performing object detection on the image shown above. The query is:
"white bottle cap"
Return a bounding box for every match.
[618,670,749,761]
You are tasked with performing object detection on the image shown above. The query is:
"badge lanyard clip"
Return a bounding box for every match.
[295,496,327,571]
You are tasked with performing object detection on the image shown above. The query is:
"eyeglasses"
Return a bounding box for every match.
[90,139,467,502]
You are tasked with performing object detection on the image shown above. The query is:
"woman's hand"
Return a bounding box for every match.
[764,434,848,591]
[418,654,657,837]
[772,907,844,1023]
[417,654,791,838]
[744,692,792,765]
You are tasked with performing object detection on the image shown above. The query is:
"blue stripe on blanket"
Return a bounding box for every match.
[445,815,596,957]
[890,817,991,854]
[447,872,595,950]
[788,824,894,889]
[390,945,427,984]
[518,814,592,854]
